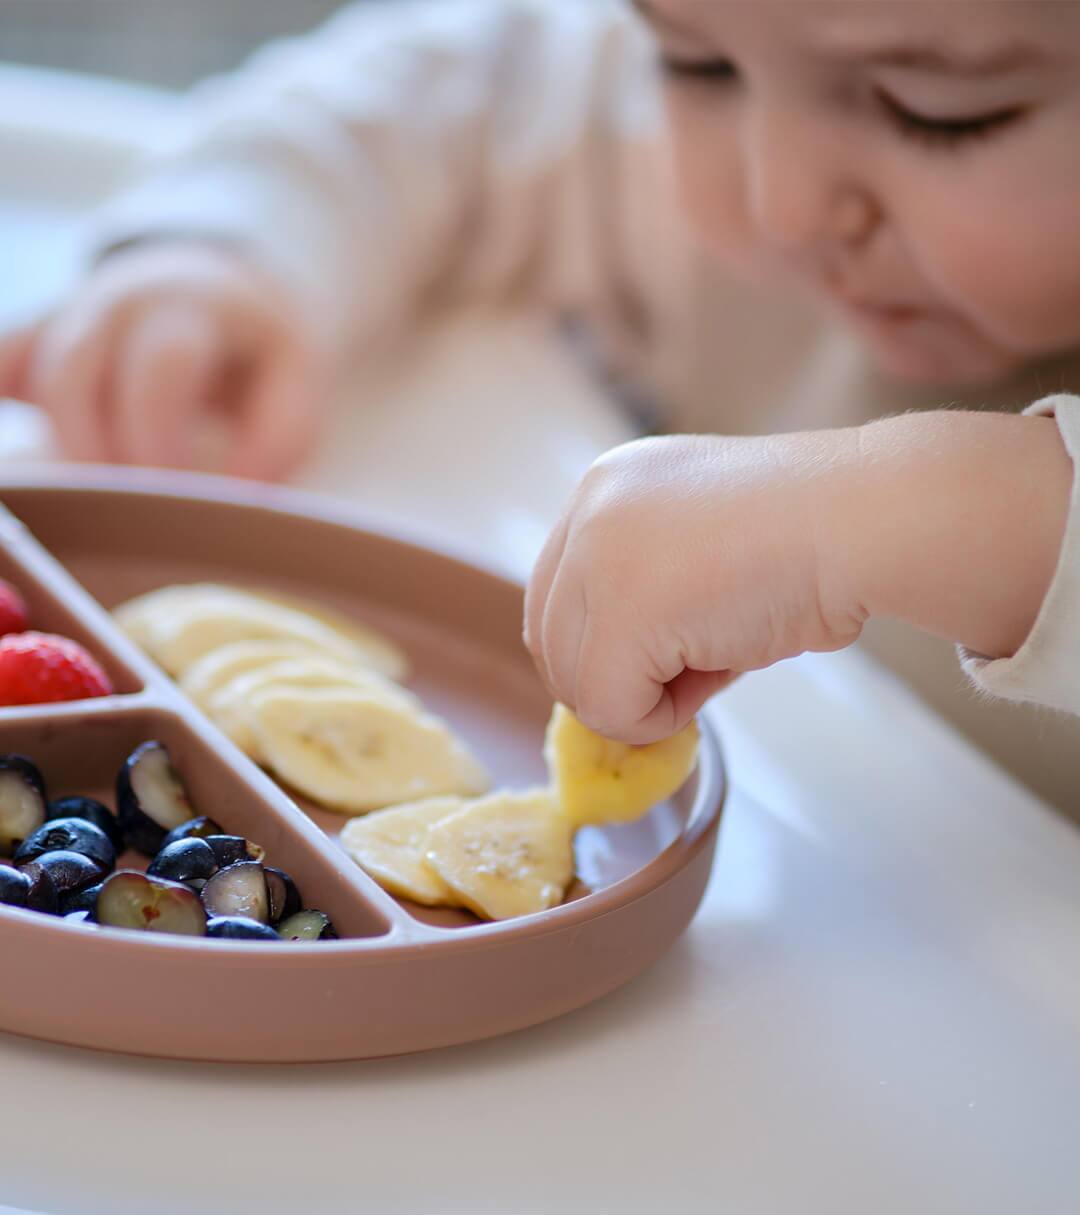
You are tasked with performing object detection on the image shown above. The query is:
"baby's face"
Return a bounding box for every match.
[636,1,1080,385]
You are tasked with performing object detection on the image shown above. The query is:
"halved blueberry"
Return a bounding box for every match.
[0,755,47,857]
[160,815,223,851]
[147,838,218,885]
[277,909,338,942]
[0,863,31,908]
[200,861,269,924]
[18,859,58,913]
[206,916,279,941]
[116,742,195,856]
[204,835,260,869]
[96,870,206,936]
[14,817,115,877]
[46,796,124,854]
[19,850,102,899]
[59,881,103,918]
[264,866,301,924]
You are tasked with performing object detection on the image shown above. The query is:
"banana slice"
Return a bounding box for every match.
[243,588,407,679]
[180,639,340,710]
[425,789,573,920]
[544,703,699,827]
[113,583,407,680]
[339,796,467,905]
[209,658,418,758]
[250,686,490,813]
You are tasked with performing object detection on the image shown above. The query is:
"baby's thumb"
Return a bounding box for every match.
[0,324,40,400]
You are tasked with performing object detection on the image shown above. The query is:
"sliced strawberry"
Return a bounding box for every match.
[0,579,30,637]
[0,632,114,705]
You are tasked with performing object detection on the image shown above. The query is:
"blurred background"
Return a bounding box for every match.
[0,1,339,87]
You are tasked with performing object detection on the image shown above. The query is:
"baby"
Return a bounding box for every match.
[2,0,1079,743]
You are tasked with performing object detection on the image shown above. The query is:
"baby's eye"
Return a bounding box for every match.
[659,54,739,85]
[876,88,1026,146]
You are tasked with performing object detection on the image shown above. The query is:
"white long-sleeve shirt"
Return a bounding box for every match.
[91,0,1080,725]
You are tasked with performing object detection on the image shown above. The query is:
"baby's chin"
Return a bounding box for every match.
[848,314,1028,390]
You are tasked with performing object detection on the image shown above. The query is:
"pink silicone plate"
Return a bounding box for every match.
[0,470,724,1062]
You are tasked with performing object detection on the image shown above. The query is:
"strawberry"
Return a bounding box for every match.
[0,579,30,637]
[0,632,114,705]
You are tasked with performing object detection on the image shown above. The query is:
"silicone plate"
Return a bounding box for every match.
[0,471,724,1062]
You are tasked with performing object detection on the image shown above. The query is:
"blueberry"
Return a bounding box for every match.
[59,881,104,918]
[19,860,58,913]
[201,861,270,924]
[159,815,224,851]
[0,864,31,908]
[96,870,206,936]
[19,850,102,900]
[206,916,280,941]
[116,741,196,855]
[277,910,338,942]
[147,838,218,885]
[264,866,301,924]
[47,796,124,854]
[0,755,47,857]
[204,835,260,869]
[14,817,115,877]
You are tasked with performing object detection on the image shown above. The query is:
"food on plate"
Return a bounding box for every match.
[340,704,701,920]
[250,686,489,813]
[544,703,700,828]
[0,864,32,907]
[113,583,407,680]
[96,871,207,936]
[277,909,338,942]
[114,583,481,816]
[47,795,125,854]
[424,789,573,921]
[0,754,47,856]
[339,795,466,905]
[116,740,196,855]
[200,860,270,924]
[0,631,113,705]
[206,655,416,758]
[206,916,280,941]
[0,579,30,636]
[146,838,218,885]
[19,850,102,900]
[0,743,338,942]
[180,638,346,709]
[14,817,115,876]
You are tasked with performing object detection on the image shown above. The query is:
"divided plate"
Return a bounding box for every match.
[0,470,724,1062]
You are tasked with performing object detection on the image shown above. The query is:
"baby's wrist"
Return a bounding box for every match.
[828,411,1072,658]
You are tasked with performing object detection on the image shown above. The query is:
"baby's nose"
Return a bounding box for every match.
[742,107,878,257]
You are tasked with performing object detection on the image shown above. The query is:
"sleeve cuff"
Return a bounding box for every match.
[958,392,1080,712]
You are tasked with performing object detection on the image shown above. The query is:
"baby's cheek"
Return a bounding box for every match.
[906,181,1080,354]
[665,97,758,275]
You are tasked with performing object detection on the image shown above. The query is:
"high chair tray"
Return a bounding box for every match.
[0,469,724,1062]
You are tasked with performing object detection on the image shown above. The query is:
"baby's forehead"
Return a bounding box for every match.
[642,1,1078,65]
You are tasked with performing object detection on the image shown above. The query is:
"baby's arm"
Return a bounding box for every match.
[1,0,680,474]
[525,405,1074,743]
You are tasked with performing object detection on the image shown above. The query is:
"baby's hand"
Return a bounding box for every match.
[524,432,867,744]
[0,243,330,480]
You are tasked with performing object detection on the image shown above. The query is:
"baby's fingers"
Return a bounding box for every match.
[29,306,114,462]
[572,615,729,745]
[113,303,221,468]
[0,324,38,400]
[228,343,322,482]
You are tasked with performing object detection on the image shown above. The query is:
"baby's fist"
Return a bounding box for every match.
[524,432,866,744]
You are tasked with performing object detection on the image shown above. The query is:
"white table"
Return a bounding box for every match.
[2,65,1080,1215]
